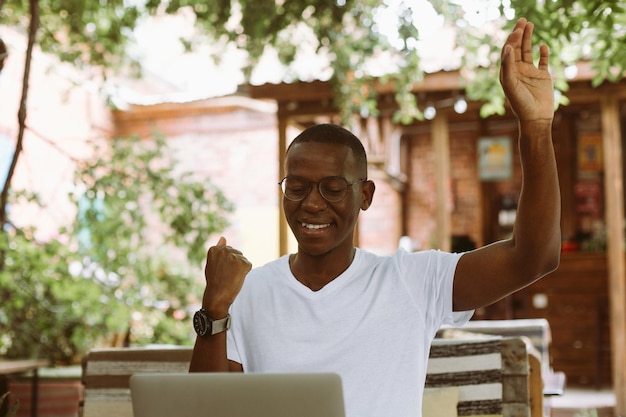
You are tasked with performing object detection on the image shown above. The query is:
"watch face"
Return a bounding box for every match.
[193,310,209,336]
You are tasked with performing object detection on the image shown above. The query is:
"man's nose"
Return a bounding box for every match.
[301,184,327,210]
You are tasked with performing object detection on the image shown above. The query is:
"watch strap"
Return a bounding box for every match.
[210,312,231,335]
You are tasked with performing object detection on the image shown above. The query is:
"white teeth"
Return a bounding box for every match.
[302,223,330,230]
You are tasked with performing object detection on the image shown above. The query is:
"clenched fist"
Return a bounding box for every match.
[202,236,252,318]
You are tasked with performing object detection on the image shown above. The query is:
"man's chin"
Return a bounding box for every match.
[296,242,334,258]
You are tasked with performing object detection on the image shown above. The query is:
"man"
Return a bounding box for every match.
[189,17,560,417]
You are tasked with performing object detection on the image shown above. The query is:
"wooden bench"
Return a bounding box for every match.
[81,338,542,417]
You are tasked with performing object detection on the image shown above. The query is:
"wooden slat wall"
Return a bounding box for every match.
[479,252,612,388]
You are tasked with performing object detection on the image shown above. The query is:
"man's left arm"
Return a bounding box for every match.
[452,18,561,311]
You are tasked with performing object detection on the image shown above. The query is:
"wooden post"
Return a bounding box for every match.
[432,109,451,251]
[600,94,626,414]
[277,114,289,256]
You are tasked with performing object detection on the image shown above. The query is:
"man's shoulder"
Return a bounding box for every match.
[356,247,454,263]
[353,248,463,279]
[247,254,289,278]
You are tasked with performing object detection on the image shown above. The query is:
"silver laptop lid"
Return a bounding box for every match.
[130,372,345,417]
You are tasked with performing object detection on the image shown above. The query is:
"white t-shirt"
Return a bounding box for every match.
[227,248,473,417]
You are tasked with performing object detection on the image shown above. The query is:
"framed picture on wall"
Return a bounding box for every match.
[577,134,603,172]
[478,137,512,181]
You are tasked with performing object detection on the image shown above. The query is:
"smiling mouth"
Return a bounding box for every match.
[302,222,331,230]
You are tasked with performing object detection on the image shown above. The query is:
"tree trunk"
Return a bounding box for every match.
[0,0,39,260]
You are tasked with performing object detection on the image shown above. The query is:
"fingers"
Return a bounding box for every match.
[502,18,525,62]
[512,18,527,62]
[538,44,550,71]
[503,18,537,64]
[208,235,249,260]
[501,44,514,70]
[499,18,554,121]
[204,238,251,287]
[502,18,550,70]
[209,237,245,258]
[521,21,534,64]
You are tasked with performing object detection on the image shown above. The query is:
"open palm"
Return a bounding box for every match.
[500,18,554,122]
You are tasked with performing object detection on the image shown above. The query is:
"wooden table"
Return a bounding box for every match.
[0,359,50,417]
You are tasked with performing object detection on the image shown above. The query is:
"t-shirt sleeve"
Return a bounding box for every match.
[438,251,474,327]
[397,249,473,334]
[226,289,246,367]
[450,308,474,326]
[226,294,248,368]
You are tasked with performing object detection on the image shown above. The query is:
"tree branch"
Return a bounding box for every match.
[0,0,39,262]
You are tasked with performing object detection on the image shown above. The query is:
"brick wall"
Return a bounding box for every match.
[358,166,403,255]
[450,129,482,247]
[401,116,520,252]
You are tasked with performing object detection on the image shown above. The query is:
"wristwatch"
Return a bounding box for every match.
[193,309,231,337]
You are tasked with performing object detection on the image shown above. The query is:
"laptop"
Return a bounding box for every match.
[130,372,345,417]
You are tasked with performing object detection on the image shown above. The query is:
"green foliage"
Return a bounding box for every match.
[0,391,19,417]
[3,0,625,120]
[2,0,143,76]
[509,0,626,82]
[68,134,233,349]
[0,199,97,364]
[0,135,232,364]
[435,0,626,116]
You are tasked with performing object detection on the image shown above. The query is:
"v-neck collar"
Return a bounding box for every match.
[281,249,363,298]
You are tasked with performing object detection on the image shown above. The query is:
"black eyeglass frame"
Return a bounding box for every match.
[278,176,367,203]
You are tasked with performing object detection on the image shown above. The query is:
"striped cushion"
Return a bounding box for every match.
[441,318,565,396]
[456,319,552,374]
[426,337,531,417]
[81,347,192,417]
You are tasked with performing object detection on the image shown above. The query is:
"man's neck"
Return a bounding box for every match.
[289,247,356,291]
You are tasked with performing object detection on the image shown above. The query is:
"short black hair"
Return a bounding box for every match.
[287,124,368,176]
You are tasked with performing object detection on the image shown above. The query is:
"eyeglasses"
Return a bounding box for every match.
[279,176,366,203]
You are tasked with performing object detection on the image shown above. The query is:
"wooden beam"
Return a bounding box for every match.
[112,96,277,122]
[243,70,466,102]
[432,109,451,251]
[277,115,289,256]
[242,80,334,101]
[600,95,626,414]
[563,79,626,104]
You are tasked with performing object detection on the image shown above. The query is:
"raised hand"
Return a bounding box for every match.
[202,236,252,318]
[500,18,554,123]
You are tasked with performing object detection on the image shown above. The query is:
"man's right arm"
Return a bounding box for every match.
[188,236,251,373]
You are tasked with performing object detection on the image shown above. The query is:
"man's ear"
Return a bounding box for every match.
[361,180,375,211]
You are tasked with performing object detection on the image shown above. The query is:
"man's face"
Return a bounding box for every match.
[282,141,373,257]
